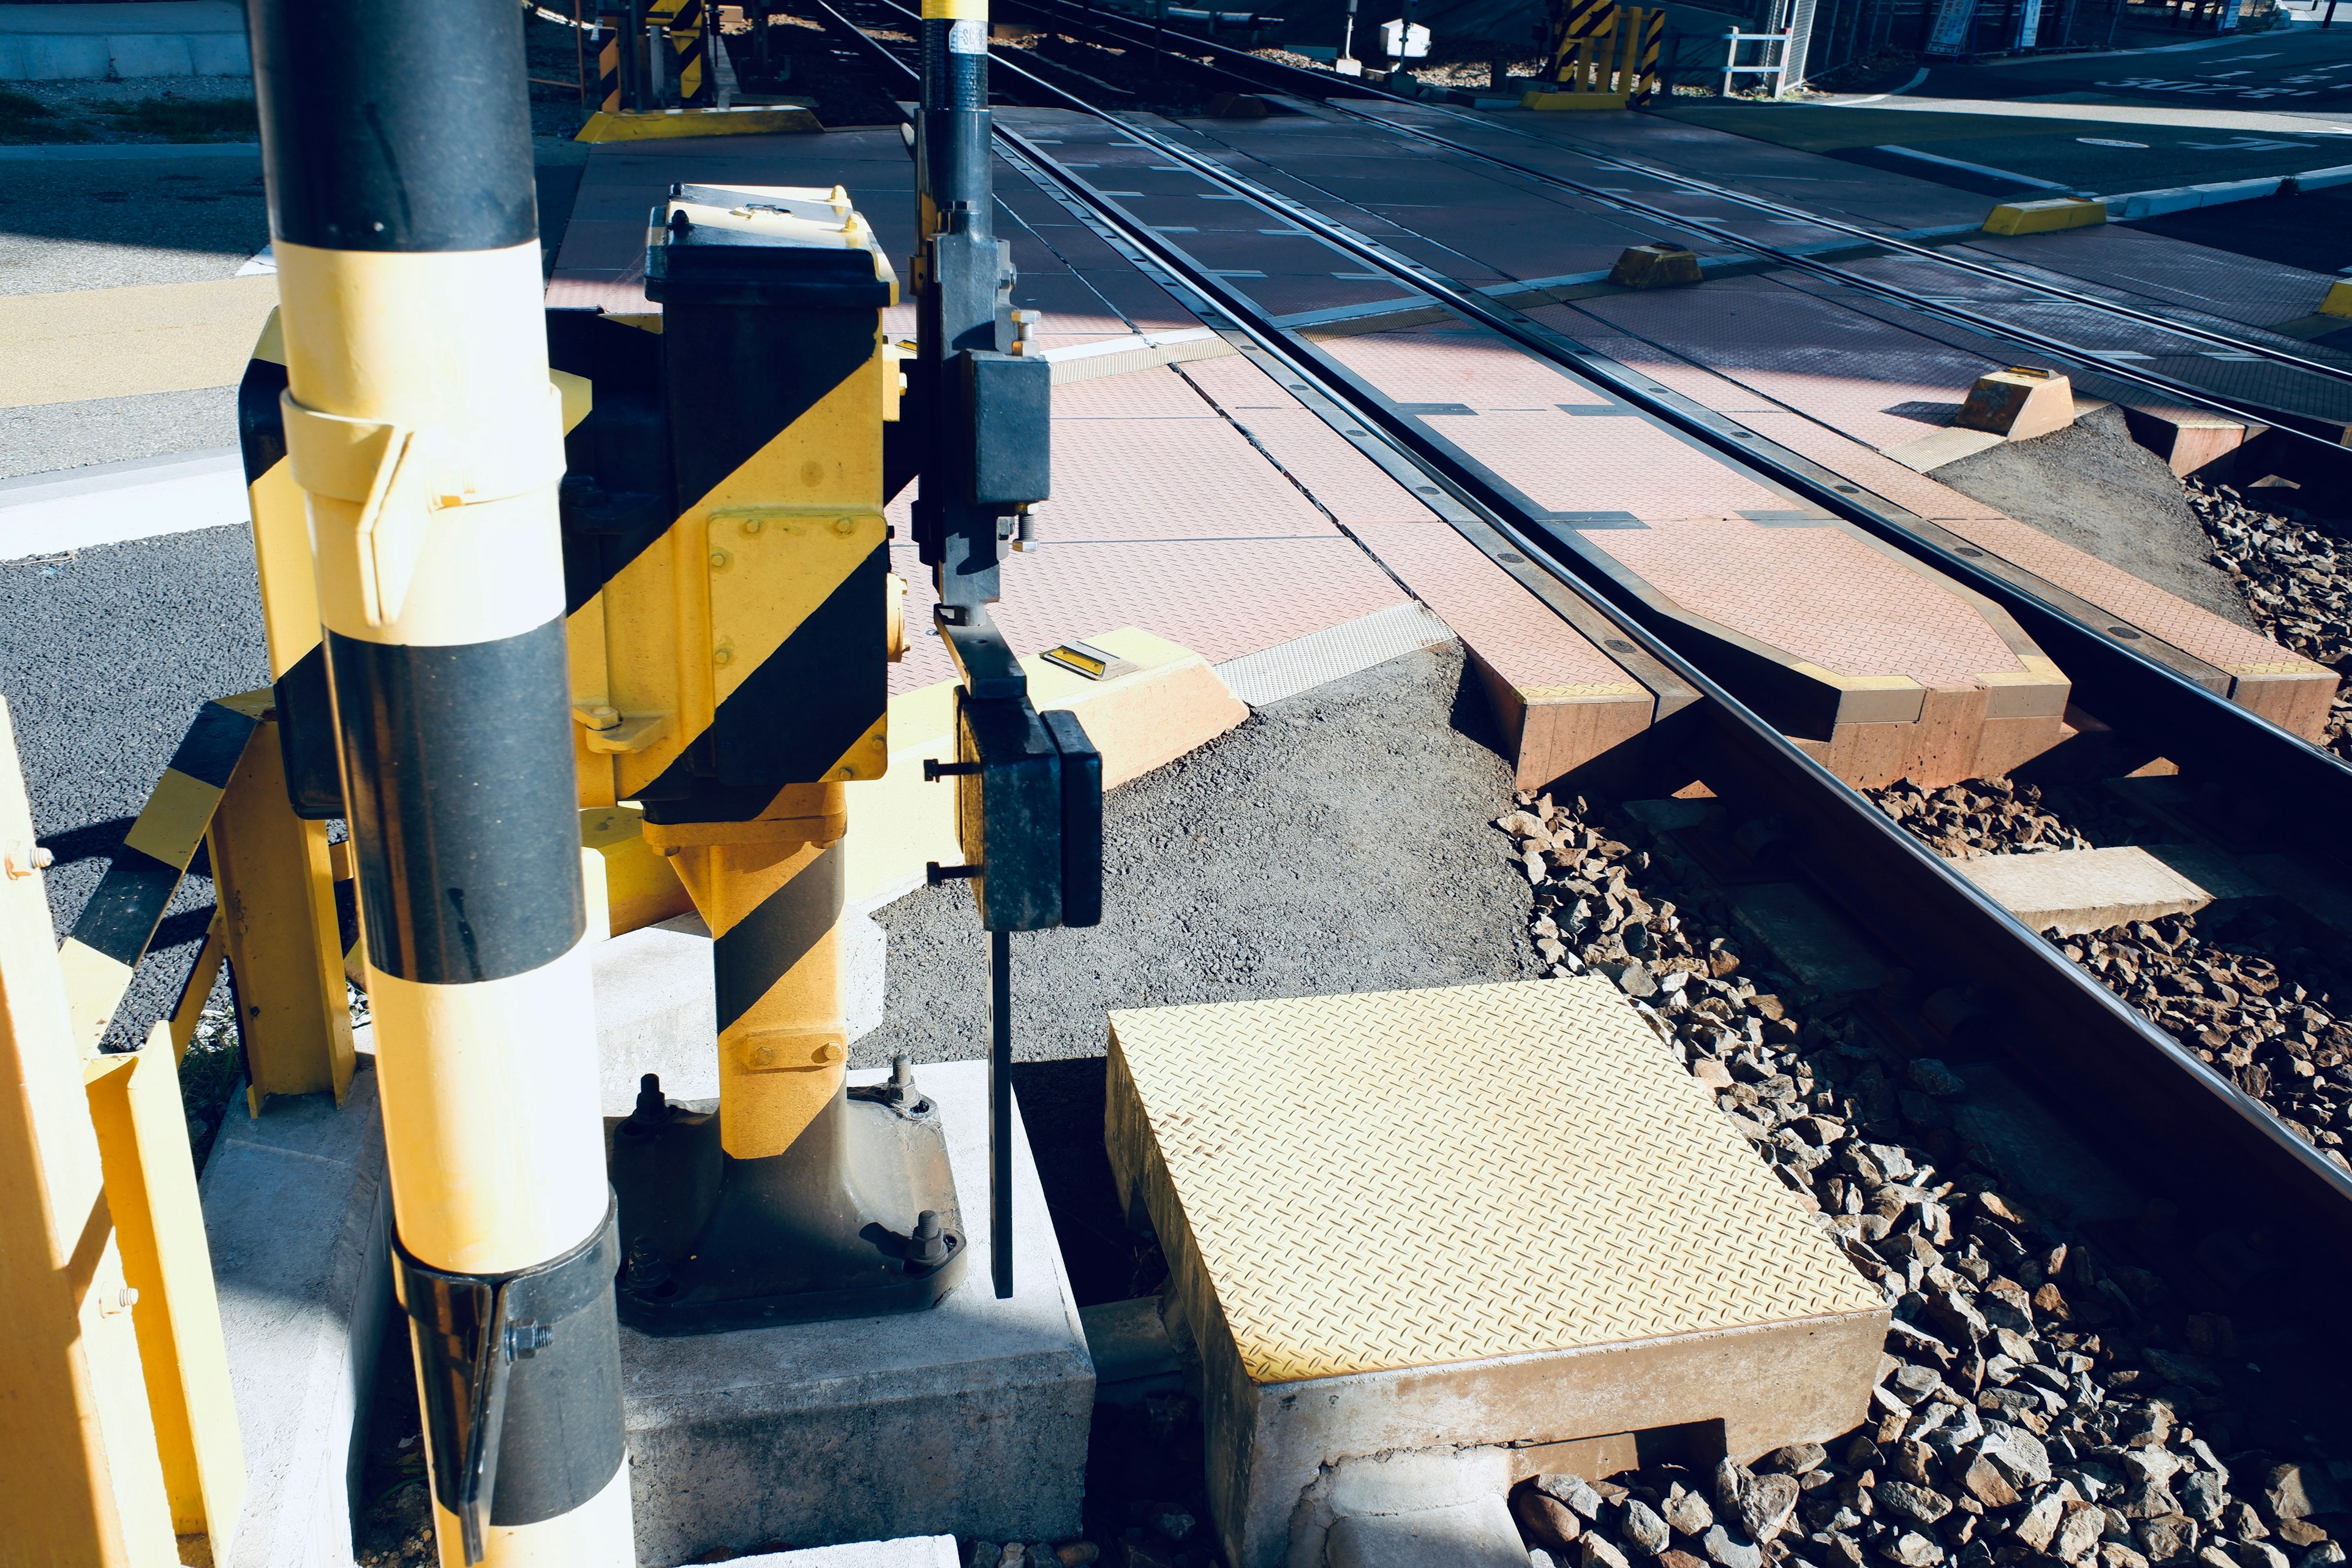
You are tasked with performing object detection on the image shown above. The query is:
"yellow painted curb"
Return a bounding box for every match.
[2322,279,2352,320]
[1521,89,1630,110]
[1981,197,2106,236]
[843,627,1247,909]
[0,274,281,409]
[575,105,820,143]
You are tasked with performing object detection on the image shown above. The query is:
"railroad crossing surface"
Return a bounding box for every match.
[4,7,2352,1568]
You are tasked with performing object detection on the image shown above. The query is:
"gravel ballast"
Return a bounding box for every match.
[1865,780,2352,1175]
[856,639,1537,1068]
[1496,791,2348,1568]
[2187,483,2352,763]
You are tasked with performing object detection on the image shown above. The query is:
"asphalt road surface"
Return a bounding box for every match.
[1921,23,2352,113]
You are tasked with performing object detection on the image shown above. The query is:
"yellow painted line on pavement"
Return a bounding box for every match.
[0,274,280,409]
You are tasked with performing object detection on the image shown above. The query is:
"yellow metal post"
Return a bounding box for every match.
[204,695,355,1114]
[83,1024,247,1549]
[648,785,851,1160]
[0,695,180,1568]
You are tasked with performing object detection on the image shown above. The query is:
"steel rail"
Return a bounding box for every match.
[846,0,2352,851]
[818,0,2352,1256]
[998,0,2352,430]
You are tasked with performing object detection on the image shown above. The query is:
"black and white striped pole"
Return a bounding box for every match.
[247,2,631,1562]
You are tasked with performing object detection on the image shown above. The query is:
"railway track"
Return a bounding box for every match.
[814,0,2352,1260]
[977,0,2352,453]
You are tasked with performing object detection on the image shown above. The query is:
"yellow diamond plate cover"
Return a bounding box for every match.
[1109,978,1882,1386]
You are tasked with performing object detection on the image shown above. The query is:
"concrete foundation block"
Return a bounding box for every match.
[709,1537,960,1567]
[621,1061,1093,1564]
[1730,882,1887,995]
[1300,1450,1532,1568]
[1079,1295,1185,1404]
[1106,981,1887,1568]
[1327,1497,1529,1568]
[2120,404,2246,478]
[0,36,111,78]
[0,3,252,80]
[108,32,198,75]
[590,907,889,1116]
[1955,845,2215,935]
[1956,368,2076,442]
[201,1047,391,1568]
[1608,243,1702,290]
[593,913,721,1115]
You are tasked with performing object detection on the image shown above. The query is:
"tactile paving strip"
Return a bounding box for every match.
[1109,979,1881,1386]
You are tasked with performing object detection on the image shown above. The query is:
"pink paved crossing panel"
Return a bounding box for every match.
[1545,322,1784,414]
[1557,280,2005,451]
[1588,521,2025,687]
[1178,355,1442,524]
[1349,524,1637,696]
[1349,521,1653,786]
[1050,364,1226,420]
[1041,417,1341,542]
[1316,325,1616,410]
[1443,410,1789,518]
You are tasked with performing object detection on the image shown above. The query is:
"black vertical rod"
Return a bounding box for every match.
[991,926,1014,1299]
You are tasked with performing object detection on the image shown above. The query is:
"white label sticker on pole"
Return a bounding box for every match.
[949,18,989,53]
[1378,18,1430,55]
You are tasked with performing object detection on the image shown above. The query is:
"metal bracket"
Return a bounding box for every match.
[390,1201,622,1564]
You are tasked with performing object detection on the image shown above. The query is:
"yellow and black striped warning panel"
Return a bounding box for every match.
[641,784,851,1158]
[711,837,842,1040]
[649,0,709,104]
[56,693,264,1053]
[597,10,624,109]
[551,185,901,826]
[1634,9,1665,105]
[1551,0,1614,72]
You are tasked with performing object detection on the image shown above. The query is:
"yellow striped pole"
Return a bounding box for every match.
[596,10,624,109]
[247,2,631,1562]
[1635,7,1665,104]
[1551,0,1613,85]
[53,696,261,1055]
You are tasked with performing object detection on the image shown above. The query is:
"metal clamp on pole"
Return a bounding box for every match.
[393,1207,625,1564]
